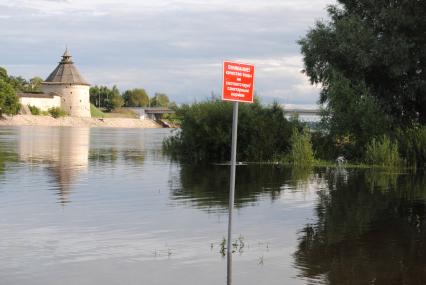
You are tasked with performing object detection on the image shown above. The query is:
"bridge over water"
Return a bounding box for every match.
[283,108,321,122]
[283,108,321,115]
[123,107,175,120]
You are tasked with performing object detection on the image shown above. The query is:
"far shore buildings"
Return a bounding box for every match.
[18,48,91,117]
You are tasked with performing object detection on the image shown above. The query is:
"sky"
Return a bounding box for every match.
[0,0,333,106]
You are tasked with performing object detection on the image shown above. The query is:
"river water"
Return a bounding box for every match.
[0,126,425,285]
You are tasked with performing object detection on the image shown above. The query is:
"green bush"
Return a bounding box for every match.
[0,79,20,116]
[28,105,41,115]
[288,128,315,167]
[48,107,67,118]
[397,125,426,168]
[365,136,401,167]
[90,104,105,118]
[163,99,301,162]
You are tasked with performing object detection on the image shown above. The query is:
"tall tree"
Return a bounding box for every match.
[107,85,124,111]
[150,93,170,107]
[90,85,123,111]
[299,0,426,130]
[122,88,149,107]
[28,77,44,92]
[7,76,28,92]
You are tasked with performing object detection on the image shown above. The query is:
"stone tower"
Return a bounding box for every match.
[42,48,91,117]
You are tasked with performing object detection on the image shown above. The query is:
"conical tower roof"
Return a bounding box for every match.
[44,48,90,86]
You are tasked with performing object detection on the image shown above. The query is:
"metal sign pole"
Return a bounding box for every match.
[227,101,239,285]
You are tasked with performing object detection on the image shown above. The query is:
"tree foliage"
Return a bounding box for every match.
[123,88,149,107]
[150,93,170,107]
[90,85,123,111]
[300,0,426,125]
[28,77,43,92]
[0,66,44,93]
[288,128,315,167]
[299,0,426,162]
[0,79,20,116]
[0,67,7,81]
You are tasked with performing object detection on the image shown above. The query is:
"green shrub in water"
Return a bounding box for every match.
[365,136,400,167]
[163,99,301,162]
[288,128,315,167]
[397,125,426,168]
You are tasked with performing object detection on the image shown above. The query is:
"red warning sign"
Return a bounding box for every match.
[222,61,255,103]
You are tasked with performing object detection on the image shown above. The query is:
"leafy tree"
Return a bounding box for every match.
[300,0,426,126]
[28,77,43,92]
[7,76,29,92]
[105,86,123,111]
[122,88,149,107]
[0,67,44,93]
[0,79,20,116]
[299,0,426,161]
[150,92,170,107]
[90,85,123,111]
[90,86,102,107]
[0,67,7,81]
[318,71,392,159]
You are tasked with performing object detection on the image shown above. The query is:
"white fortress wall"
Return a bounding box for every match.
[19,95,61,111]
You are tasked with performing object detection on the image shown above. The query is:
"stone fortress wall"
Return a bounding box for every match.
[43,83,90,117]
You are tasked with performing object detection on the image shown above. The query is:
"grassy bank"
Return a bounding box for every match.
[90,104,105,118]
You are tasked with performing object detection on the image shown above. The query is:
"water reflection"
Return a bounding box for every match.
[294,169,426,285]
[170,164,316,211]
[0,143,17,177]
[88,129,149,166]
[13,127,151,204]
[18,127,90,204]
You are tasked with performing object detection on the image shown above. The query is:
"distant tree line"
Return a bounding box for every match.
[0,66,177,117]
[90,86,174,112]
[0,67,43,93]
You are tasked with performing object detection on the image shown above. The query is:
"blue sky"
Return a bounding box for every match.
[0,0,332,106]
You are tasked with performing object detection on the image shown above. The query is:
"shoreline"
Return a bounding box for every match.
[0,115,162,129]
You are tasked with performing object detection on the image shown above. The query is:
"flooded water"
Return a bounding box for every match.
[0,126,425,285]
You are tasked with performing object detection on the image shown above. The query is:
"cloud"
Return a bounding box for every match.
[0,0,333,105]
